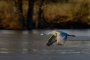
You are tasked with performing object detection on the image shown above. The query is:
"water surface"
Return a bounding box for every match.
[0,29,90,60]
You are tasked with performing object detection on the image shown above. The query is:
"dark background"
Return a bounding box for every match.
[0,0,90,29]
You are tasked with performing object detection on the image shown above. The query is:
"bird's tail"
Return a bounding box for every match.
[67,34,76,37]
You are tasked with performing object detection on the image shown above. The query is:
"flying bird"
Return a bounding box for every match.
[40,30,75,46]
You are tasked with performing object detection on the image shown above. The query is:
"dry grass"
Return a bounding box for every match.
[0,1,24,29]
[0,0,90,29]
[0,1,13,29]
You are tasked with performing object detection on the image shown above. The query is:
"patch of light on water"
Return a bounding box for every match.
[0,51,10,53]
[0,48,9,50]
[0,29,90,36]
[0,47,90,54]
[22,30,29,34]
[0,30,15,34]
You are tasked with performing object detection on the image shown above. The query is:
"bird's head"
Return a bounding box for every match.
[40,33,44,35]
[40,33,46,35]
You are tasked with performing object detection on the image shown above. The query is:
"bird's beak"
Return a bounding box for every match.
[40,33,43,35]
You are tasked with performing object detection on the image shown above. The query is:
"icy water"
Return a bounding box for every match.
[0,29,90,60]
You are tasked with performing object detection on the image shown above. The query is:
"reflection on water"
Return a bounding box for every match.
[0,29,90,54]
[0,29,90,36]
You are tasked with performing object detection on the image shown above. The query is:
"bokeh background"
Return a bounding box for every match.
[0,0,90,29]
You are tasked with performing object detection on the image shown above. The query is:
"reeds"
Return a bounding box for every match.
[0,0,90,29]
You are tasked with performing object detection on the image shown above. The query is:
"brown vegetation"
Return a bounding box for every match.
[0,0,90,29]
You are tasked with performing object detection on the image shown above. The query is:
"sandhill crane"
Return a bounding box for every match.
[40,30,75,46]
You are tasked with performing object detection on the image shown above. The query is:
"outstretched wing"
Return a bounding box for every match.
[46,35,57,46]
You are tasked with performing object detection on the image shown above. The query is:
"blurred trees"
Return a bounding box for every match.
[15,0,35,29]
[15,0,25,29]
[13,0,70,29]
[36,0,44,28]
[27,0,35,29]
[0,0,90,29]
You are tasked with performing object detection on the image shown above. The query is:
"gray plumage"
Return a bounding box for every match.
[41,30,75,46]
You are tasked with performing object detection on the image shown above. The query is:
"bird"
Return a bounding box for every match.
[40,30,75,46]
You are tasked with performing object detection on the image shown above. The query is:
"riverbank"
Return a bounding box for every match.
[0,0,90,29]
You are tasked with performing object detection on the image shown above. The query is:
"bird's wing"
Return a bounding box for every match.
[56,34,67,45]
[46,35,57,46]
